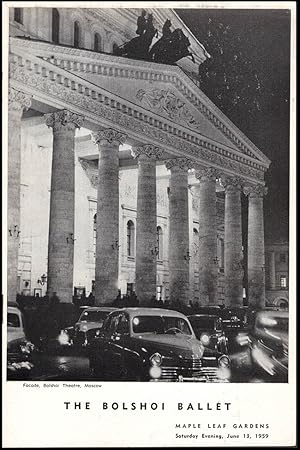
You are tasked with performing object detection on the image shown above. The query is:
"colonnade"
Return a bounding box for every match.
[7,98,267,308]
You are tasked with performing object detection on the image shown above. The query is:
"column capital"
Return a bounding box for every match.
[92,128,127,146]
[243,184,268,198]
[8,87,31,114]
[165,157,193,172]
[221,175,244,191]
[131,144,163,160]
[45,110,84,132]
[195,166,220,182]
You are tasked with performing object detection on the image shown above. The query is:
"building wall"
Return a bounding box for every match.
[265,242,289,306]
[9,7,123,54]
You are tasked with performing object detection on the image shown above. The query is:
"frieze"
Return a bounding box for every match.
[92,128,127,146]
[45,110,84,132]
[165,157,193,171]
[131,144,163,160]
[121,183,136,200]
[157,192,168,208]
[9,62,265,182]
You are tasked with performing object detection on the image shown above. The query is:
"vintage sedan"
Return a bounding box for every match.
[187,314,228,353]
[248,309,288,381]
[88,308,231,382]
[72,306,118,347]
[7,305,35,379]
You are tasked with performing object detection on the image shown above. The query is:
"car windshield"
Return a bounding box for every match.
[80,310,109,324]
[189,317,219,330]
[7,313,20,328]
[256,315,288,333]
[132,315,192,335]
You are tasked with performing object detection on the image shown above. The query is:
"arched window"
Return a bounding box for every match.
[157,226,163,260]
[14,8,23,24]
[93,214,97,256]
[52,8,60,44]
[74,21,80,48]
[127,220,135,257]
[94,33,101,52]
[112,43,119,54]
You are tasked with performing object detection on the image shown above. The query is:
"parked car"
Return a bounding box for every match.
[71,306,118,347]
[88,308,231,382]
[187,314,228,353]
[248,309,288,381]
[7,305,35,379]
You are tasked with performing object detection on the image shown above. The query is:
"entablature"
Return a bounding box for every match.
[9,37,270,184]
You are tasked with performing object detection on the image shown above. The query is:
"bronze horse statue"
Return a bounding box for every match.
[113,14,195,65]
[149,27,195,64]
[113,13,158,60]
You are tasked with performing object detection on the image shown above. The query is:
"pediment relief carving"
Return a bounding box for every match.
[136,88,202,131]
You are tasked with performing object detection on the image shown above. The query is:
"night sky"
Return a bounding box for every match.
[176,9,290,242]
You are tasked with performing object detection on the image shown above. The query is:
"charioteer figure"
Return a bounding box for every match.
[113,10,158,60]
[149,19,195,64]
[136,9,147,35]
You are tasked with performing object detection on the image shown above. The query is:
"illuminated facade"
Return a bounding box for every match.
[8,7,271,307]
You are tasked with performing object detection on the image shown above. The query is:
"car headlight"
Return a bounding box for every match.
[201,334,210,345]
[20,341,35,354]
[149,352,162,366]
[95,329,101,336]
[218,355,230,368]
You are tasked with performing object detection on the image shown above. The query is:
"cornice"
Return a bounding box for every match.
[9,47,266,183]
[10,37,270,167]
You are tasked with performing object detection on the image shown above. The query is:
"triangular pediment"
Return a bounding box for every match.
[74,71,242,151]
[10,37,270,172]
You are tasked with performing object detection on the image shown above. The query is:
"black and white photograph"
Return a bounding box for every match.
[3,1,296,447]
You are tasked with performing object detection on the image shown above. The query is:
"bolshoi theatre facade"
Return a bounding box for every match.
[7,7,271,308]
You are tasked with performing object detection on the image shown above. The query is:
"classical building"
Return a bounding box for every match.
[7,7,271,307]
[265,241,289,307]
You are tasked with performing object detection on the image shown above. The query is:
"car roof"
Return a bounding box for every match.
[256,310,289,318]
[7,306,21,313]
[81,306,117,312]
[112,307,189,319]
[188,314,220,319]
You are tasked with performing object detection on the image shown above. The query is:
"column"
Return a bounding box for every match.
[165,158,192,305]
[7,88,31,304]
[269,251,276,289]
[222,176,244,306]
[45,110,84,303]
[195,167,219,305]
[92,128,127,305]
[132,144,163,305]
[244,184,268,309]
